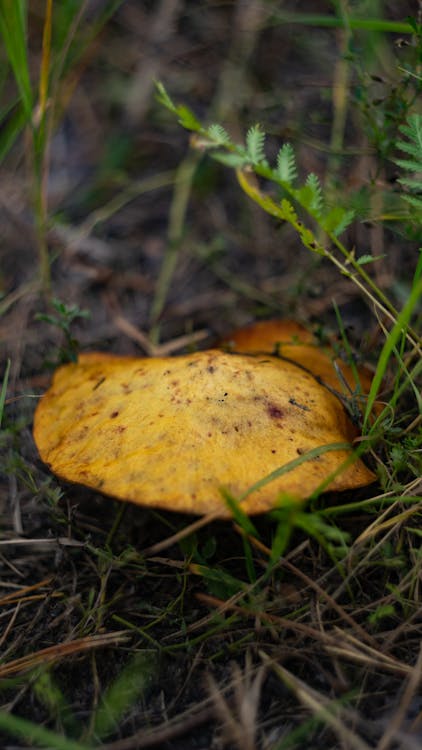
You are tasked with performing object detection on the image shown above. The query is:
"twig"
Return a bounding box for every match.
[0,631,130,678]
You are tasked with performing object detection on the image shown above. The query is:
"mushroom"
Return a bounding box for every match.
[33,334,375,517]
[221,319,374,396]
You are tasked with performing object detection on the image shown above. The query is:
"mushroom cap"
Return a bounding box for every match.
[33,349,375,517]
[222,319,315,349]
[221,319,374,396]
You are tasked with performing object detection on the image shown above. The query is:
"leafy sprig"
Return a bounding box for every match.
[157,82,354,235]
[35,298,90,364]
[156,83,419,348]
[395,113,422,213]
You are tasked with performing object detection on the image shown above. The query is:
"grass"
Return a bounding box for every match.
[1,1,422,749]
[0,0,126,291]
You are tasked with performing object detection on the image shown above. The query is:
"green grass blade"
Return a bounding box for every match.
[0,710,91,750]
[0,0,33,119]
[0,102,27,162]
[220,489,260,537]
[0,358,10,428]
[53,0,127,82]
[414,248,422,284]
[267,515,293,571]
[320,494,422,517]
[363,275,422,430]
[268,12,415,34]
[239,442,353,500]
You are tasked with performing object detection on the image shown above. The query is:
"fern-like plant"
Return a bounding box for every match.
[156,82,420,350]
[395,113,422,213]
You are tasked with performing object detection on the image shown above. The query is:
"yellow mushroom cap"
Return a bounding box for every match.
[221,319,374,397]
[33,348,375,517]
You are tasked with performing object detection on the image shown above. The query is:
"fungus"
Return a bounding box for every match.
[221,319,374,396]
[33,336,375,517]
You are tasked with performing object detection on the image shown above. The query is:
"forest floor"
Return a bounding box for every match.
[1,2,421,749]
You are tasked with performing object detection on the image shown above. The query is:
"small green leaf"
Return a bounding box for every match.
[395,157,422,173]
[368,604,396,626]
[280,197,299,223]
[394,113,422,212]
[402,194,422,209]
[305,172,324,215]
[176,104,202,132]
[155,84,202,132]
[398,113,422,146]
[207,123,231,145]
[276,143,297,183]
[322,206,355,236]
[93,651,157,739]
[396,139,422,157]
[246,124,266,164]
[155,81,177,112]
[33,670,80,737]
[356,253,385,265]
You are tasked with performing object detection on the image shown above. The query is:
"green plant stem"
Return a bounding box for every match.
[33,175,51,292]
[79,170,176,237]
[267,13,415,35]
[0,359,11,427]
[0,710,91,750]
[363,275,422,429]
[149,151,201,340]
[32,0,54,293]
[238,164,420,347]
[327,4,352,180]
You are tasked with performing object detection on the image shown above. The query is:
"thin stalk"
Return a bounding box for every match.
[242,164,420,347]
[267,13,414,35]
[33,0,53,292]
[38,0,52,120]
[327,3,352,181]
[149,151,201,340]
[33,175,50,293]
[363,275,422,429]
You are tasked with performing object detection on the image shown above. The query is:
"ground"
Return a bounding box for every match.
[0,2,421,749]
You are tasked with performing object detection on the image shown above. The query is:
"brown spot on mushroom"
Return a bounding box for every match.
[267,404,284,420]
